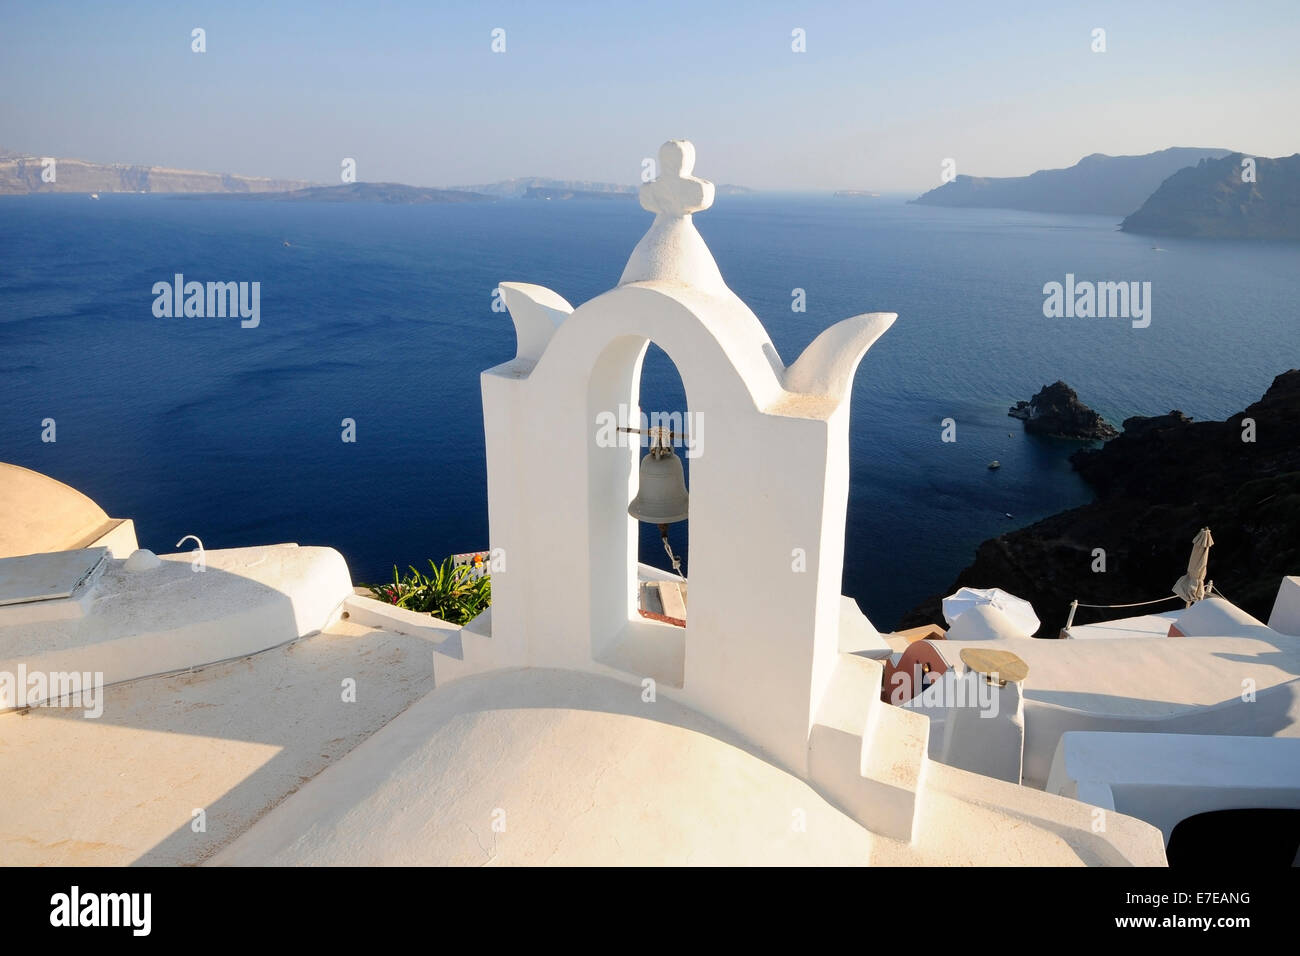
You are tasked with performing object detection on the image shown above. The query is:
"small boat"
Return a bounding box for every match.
[988,460,1001,470]
[282,240,291,247]
[89,193,99,200]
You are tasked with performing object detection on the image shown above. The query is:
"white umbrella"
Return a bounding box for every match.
[1173,527,1214,606]
[942,587,1041,636]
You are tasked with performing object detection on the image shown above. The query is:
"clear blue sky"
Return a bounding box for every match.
[3,0,1297,192]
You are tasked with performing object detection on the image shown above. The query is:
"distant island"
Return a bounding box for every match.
[452,177,635,199]
[178,182,493,205]
[454,178,755,200]
[834,190,881,198]
[901,369,1300,635]
[910,147,1233,216]
[523,186,635,201]
[185,180,760,205]
[0,150,754,201]
[1121,153,1300,239]
[0,150,313,196]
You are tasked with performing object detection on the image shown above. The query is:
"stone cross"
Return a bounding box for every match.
[640,140,715,217]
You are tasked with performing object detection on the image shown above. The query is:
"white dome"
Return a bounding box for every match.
[212,668,878,866]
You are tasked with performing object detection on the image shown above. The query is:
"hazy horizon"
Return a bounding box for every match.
[3,0,1298,193]
[0,143,1266,197]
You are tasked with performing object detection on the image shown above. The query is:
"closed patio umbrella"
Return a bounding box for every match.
[1173,527,1214,606]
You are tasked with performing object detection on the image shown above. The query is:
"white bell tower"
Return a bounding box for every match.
[447,140,898,781]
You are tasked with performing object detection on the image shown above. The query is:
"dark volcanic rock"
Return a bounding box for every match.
[1116,410,1193,439]
[902,370,1300,635]
[1009,381,1119,440]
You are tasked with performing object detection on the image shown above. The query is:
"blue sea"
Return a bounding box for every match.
[2,193,1297,628]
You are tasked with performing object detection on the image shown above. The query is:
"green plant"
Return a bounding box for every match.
[366,556,491,626]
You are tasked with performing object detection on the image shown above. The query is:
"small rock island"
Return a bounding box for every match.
[1009,381,1119,440]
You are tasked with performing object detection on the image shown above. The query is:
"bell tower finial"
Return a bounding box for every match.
[641,141,714,217]
[619,140,727,294]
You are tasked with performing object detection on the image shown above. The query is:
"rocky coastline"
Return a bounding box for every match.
[901,370,1300,635]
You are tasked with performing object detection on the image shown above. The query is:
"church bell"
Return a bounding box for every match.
[628,443,689,524]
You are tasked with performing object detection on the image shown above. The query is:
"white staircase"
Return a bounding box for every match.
[808,653,929,843]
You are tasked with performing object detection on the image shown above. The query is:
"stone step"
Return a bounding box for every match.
[342,594,460,647]
[432,607,495,686]
[859,701,929,842]
[813,653,882,736]
[808,653,927,844]
[341,593,483,686]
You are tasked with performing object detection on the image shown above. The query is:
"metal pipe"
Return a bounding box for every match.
[1059,599,1079,639]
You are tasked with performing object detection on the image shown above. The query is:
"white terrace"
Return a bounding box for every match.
[1,142,1296,866]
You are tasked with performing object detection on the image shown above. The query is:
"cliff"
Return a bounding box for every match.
[0,154,312,195]
[900,370,1300,635]
[1120,153,1300,239]
[910,147,1233,216]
